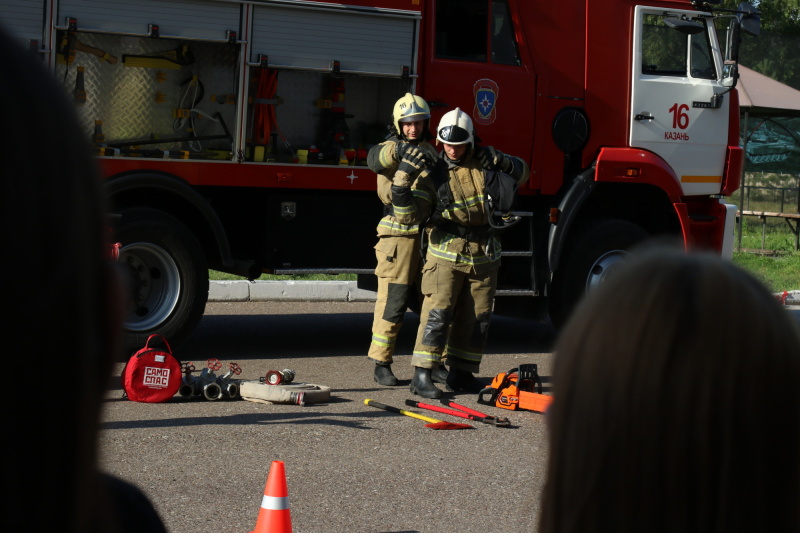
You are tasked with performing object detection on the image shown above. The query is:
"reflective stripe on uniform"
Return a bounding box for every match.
[371,332,395,348]
[392,203,416,216]
[412,349,440,363]
[445,193,487,211]
[378,144,395,171]
[412,188,433,203]
[427,242,500,265]
[445,344,482,362]
[377,218,418,234]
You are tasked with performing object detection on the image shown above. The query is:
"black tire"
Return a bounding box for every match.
[115,208,208,354]
[550,219,649,328]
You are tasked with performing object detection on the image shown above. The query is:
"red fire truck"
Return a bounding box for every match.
[2,0,759,350]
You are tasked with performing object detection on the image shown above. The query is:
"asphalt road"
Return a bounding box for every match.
[99,301,556,533]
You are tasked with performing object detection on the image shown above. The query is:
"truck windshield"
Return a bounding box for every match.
[641,14,717,80]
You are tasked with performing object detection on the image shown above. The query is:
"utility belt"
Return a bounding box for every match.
[435,219,492,242]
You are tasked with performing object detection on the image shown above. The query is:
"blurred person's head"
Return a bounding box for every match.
[540,246,800,533]
[0,25,122,531]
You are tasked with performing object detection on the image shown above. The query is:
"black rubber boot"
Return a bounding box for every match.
[410,366,443,399]
[374,362,399,386]
[446,368,483,393]
[431,364,448,384]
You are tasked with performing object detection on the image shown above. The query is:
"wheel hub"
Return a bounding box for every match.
[585,250,628,293]
[119,242,181,331]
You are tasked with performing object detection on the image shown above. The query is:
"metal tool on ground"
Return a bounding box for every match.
[217,362,243,398]
[441,400,511,426]
[405,399,511,427]
[179,358,223,400]
[264,369,295,385]
[478,364,553,413]
[364,399,473,430]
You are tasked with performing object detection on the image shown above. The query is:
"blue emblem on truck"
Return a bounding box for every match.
[473,78,499,125]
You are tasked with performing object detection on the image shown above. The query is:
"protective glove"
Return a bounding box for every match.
[477,145,513,174]
[392,144,429,187]
[392,170,413,188]
[394,141,423,163]
[399,143,432,168]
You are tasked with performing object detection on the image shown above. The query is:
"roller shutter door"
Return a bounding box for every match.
[57,0,240,41]
[0,0,46,48]
[251,4,417,77]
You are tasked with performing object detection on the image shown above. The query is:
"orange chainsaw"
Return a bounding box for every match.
[478,364,553,413]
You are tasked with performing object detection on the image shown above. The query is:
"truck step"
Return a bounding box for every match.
[495,289,539,297]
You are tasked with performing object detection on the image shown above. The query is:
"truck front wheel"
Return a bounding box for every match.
[115,208,208,354]
[550,219,649,328]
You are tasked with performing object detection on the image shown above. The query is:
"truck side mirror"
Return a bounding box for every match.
[737,1,761,36]
[721,63,738,88]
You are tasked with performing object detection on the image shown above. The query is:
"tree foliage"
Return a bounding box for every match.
[720,0,800,89]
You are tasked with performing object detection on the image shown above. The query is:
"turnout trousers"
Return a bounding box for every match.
[367,233,422,364]
[411,262,498,374]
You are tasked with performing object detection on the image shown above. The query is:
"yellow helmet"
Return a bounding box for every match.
[392,93,431,139]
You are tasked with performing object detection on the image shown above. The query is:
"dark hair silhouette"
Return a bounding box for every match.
[541,246,800,533]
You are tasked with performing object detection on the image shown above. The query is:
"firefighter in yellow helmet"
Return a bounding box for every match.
[390,107,529,398]
[365,93,440,386]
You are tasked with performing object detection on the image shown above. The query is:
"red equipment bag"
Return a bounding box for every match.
[121,334,182,402]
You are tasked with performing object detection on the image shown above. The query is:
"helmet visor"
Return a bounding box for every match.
[438,125,471,144]
[399,102,430,123]
[399,114,428,123]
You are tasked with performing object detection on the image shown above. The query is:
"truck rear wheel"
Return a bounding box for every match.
[550,219,649,328]
[115,208,208,354]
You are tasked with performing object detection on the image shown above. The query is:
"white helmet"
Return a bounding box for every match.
[436,107,473,146]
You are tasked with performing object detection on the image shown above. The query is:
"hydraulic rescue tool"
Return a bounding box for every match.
[364,399,473,430]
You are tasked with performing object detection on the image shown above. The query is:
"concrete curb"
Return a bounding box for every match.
[209,281,800,308]
[209,280,377,302]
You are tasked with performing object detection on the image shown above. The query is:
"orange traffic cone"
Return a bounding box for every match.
[250,460,292,533]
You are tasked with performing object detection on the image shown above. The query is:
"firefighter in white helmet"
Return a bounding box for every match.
[390,107,529,398]
[365,93,441,386]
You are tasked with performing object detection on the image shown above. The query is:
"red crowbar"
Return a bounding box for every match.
[364,399,473,430]
[404,399,511,427]
[441,400,512,427]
